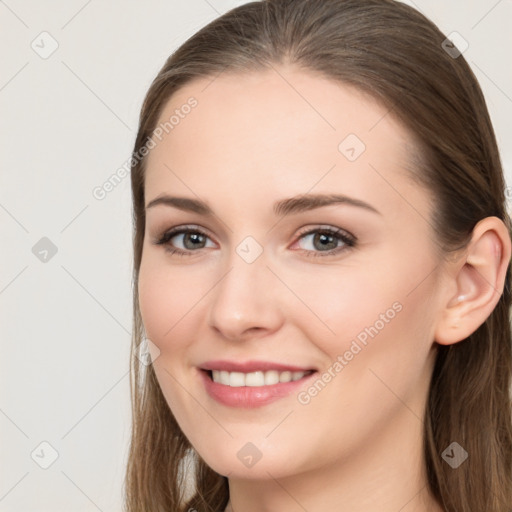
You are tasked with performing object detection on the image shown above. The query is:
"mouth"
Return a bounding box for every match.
[198,367,319,408]
[202,369,316,387]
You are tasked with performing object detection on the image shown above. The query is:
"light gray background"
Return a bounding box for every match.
[1,1,511,511]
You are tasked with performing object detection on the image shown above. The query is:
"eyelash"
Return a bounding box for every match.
[153,225,357,258]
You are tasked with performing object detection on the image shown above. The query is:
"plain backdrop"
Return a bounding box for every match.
[1,0,511,510]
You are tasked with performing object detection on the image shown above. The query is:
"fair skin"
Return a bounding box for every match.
[138,66,511,512]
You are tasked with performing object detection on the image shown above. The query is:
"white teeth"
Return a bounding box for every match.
[245,371,264,386]
[229,372,245,387]
[265,370,280,385]
[279,371,292,383]
[210,369,311,386]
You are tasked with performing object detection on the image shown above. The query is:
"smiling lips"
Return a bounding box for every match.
[199,360,317,407]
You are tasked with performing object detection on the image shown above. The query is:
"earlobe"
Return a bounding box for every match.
[435,216,511,346]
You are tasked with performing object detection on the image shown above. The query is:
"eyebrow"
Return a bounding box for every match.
[145,193,381,217]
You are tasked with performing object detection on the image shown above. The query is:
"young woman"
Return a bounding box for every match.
[124,1,512,510]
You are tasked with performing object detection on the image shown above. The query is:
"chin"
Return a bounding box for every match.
[203,457,292,480]
[192,439,304,481]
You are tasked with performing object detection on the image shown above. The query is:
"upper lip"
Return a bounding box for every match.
[200,360,316,373]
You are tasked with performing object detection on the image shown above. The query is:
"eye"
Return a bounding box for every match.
[153,225,215,256]
[153,224,357,258]
[293,226,356,258]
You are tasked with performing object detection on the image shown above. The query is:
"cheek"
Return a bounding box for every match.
[137,254,205,351]
[287,253,437,368]
[283,263,398,343]
[284,266,437,457]
[137,257,206,414]
[137,267,169,343]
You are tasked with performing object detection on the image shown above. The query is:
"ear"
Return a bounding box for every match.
[435,216,511,345]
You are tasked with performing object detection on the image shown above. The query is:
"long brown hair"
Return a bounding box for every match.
[124,1,512,510]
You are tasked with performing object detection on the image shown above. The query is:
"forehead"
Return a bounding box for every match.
[144,67,427,220]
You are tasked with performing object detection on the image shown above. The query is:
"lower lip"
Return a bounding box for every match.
[199,369,318,408]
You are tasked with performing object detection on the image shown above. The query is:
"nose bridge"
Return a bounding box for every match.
[207,239,282,339]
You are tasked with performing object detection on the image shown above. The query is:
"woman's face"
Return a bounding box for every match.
[138,67,447,480]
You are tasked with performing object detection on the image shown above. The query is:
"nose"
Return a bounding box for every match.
[207,249,284,342]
